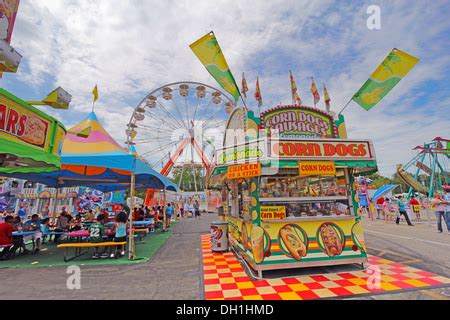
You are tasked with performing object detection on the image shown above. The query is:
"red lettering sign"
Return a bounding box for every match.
[271,139,374,161]
[0,103,49,148]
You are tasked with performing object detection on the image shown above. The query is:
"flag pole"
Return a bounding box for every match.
[311,77,317,108]
[337,99,353,115]
[240,95,248,110]
[290,70,294,105]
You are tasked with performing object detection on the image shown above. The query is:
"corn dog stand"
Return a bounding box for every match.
[209,106,377,277]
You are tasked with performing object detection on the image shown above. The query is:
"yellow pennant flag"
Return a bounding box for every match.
[92,85,99,103]
[190,32,240,102]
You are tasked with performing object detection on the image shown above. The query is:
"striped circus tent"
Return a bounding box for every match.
[2,112,177,192]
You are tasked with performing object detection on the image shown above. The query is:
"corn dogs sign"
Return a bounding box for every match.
[299,161,336,176]
[271,139,375,161]
[261,206,286,220]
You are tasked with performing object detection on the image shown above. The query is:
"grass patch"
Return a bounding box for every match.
[0,226,175,269]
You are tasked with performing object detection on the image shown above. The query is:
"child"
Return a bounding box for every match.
[110,211,128,258]
[69,216,83,232]
[11,216,28,255]
[148,211,155,233]
[40,218,51,242]
[89,213,108,259]
[22,214,43,253]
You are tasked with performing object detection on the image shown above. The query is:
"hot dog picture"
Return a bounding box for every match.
[317,223,344,257]
[279,225,308,261]
[241,223,248,251]
[351,221,366,253]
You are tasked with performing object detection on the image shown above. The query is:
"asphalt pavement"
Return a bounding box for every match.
[0,213,448,300]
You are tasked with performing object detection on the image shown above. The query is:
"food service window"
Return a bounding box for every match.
[259,168,348,198]
[227,179,251,221]
[259,168,352,219]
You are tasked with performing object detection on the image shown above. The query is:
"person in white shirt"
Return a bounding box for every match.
[442,186,450,234]
[431,192,448,233]
[183,202,189,218]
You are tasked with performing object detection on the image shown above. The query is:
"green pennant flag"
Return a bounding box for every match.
[353,49,419,111]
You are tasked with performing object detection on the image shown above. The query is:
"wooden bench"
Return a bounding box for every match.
[57,242,126,262]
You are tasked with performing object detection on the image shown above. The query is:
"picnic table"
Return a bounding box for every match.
[133,221,152,227]
[12,231,37,252]
[12,231,37,237]
[65,229,130,241]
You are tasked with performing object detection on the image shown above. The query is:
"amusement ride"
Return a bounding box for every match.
[397,137,450,198]
[125,82,234,192]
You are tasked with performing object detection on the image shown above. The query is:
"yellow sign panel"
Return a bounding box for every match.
[227,163,261,179]
[299,161,336,176]
[0,94,51,151]
[261,206,286,220]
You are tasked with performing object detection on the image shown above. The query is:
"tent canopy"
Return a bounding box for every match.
[2,112,177,192]
[372,184,399,202]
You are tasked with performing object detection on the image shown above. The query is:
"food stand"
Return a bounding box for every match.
[208,105,377,277]
[0,88,66,174]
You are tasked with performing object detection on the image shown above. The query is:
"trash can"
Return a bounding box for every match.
[211,221,228,252]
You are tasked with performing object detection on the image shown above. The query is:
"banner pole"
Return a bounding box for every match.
[128,173,136,260]
[52,185,60,222]
[163,189,167,231]
[337,99,353,116]
[239,95,248,110]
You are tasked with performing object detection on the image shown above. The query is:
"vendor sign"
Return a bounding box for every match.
[227,163,261,179]
[261,206,286,220]
[415,161,432,175]
[217,139,266,166]
[0,89,66,173]
[0,96,50,150]
[270,139,375,161]
[299,161,336,176]
[261,106,335,139]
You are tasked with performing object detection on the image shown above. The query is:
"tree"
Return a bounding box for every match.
[172,166,205,191]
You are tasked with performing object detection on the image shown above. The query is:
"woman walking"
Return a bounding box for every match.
[430,192,448,233]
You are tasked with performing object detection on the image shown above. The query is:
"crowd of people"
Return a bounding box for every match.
[371,186,450,233]
[0,200,184,261]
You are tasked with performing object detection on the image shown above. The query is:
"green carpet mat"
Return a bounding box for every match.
[0,226,174,269]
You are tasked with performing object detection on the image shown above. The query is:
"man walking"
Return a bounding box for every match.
[396,196,413,226]
[165,203,174,228]
[193,199,201,220]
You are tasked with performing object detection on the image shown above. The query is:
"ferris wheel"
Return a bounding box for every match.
[125,81,235,190]
[397,137,450,198]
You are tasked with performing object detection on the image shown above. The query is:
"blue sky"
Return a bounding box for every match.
[2,0,450,176]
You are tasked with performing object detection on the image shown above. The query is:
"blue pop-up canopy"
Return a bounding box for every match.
[372,185,399,202]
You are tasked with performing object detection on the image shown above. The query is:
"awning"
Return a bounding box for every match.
[372,185,399,202]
